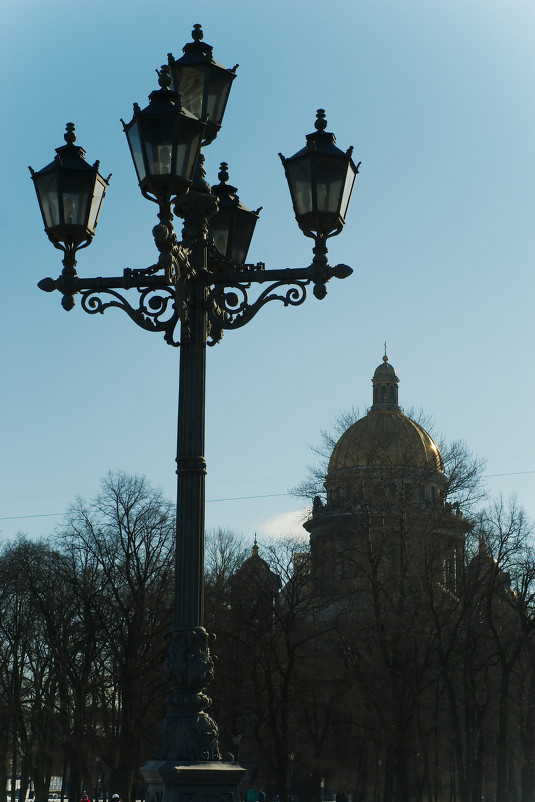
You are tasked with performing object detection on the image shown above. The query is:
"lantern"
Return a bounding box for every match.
[123,66,206,203]
[210,163,261,265]
[279,109,359,241]
[30,123,109,252]
[168,24,237,145]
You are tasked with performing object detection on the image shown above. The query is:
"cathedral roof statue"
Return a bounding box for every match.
[328,354,444,475]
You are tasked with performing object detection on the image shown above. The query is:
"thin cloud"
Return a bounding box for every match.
[256,509,311,541]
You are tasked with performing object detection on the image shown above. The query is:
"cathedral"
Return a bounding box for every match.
[231,352,471,620]
[304,353,469,603]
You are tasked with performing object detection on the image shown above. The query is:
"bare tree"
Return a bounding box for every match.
[204,527,248,629]
[0,539,73,802]
[57,472,175,802]
[211,537,340,802]
[469,498,535,802]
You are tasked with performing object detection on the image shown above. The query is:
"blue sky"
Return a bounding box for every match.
[1,0,534,544]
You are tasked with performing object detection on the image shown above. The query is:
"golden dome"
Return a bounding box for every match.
[328,410,444,473]
[328,355,444,475]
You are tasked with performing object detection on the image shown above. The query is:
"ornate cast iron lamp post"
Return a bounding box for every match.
[30,24,359,802]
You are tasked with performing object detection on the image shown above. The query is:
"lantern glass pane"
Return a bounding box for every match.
[210,206,257,265]
[175,66,205,119]
[206,71,233,127]
[176,123,203,182]
[87,177,107,232]
[127,122,146,183]
[144,119,175,175]
[211,208,231,257]
[230,210,257,264]
[35,173,60,228]
[340,164,357,221]
[314,157,345,215]
[62,173,91,226]
[287,159,313,216]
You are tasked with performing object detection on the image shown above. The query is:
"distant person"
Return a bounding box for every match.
[81,795,91,802]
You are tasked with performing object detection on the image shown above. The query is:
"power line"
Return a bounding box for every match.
[1,471,534,523]
[0,512,65,521]
[207,493,289,502]
[486,470,535,478]
[0,492,291,522]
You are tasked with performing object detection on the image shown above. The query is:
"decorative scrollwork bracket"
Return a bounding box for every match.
[204,261,353,346]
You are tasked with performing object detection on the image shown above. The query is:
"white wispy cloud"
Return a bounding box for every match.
[255,508,311,541]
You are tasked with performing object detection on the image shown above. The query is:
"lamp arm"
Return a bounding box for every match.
[206,263,352,285]
[38,271,169,294]
[204,261,353,345]
[37,259,352,348]
[37,270,181,343]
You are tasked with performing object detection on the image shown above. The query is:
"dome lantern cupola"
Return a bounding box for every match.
[371,348,399,411]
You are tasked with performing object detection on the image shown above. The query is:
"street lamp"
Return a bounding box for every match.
[29,122,111,309]
[279,108,359,293]
[30,23,358,802]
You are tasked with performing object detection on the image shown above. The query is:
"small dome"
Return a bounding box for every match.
[328,354,444,474]
[232,538,282,596]
[373,355,397,380]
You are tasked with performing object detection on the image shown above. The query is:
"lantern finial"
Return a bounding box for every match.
[315,109,327,133]
[64,122,77,145]
[156,65,173,92]
[218,162,230,185]
[192,24,204,43]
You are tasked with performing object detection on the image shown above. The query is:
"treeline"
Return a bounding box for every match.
[1,473,535,802]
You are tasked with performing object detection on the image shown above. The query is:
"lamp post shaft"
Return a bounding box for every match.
[175,279,207,629]
[142,193,246,802]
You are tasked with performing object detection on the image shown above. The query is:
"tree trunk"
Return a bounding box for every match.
[495,668,510,802]
[520,667,535,802]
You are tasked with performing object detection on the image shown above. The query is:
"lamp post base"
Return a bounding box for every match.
[142,760,246,802]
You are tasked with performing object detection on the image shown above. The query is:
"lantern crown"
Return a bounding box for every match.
[36,123,97,178]
[177,24,219,64]
[56,122,88,163]
[305,109,352,156]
